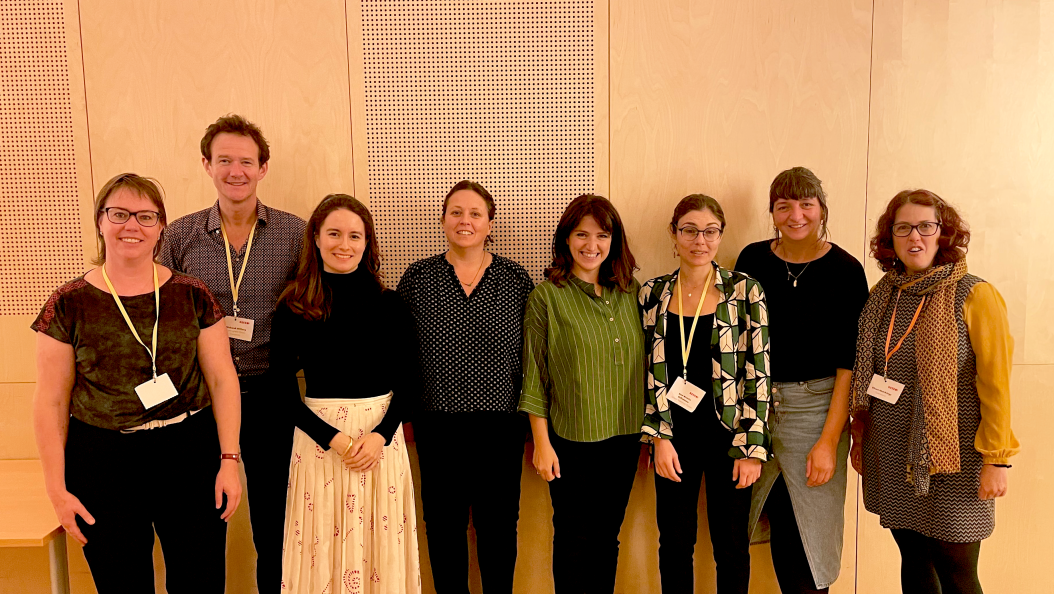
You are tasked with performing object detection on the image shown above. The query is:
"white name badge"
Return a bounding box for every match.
[669,376,706,413]
[135,372,179,409]
[224,316,255,342]
[867,374,905,404]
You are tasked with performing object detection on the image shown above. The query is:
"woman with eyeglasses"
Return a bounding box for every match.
[31,173,242,594]
[850,190,1018,594]
[733,168,868,593]
[641,194,771,594]
[519,194,645,594]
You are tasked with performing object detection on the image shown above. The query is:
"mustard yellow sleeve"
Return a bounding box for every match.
[963,282,1020,464]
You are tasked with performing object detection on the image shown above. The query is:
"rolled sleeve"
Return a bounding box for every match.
[518,287,551,418]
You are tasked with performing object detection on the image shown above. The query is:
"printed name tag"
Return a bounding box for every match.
[224,316,255,341]
[669,376,705,413]
[135,372,179,409]
[867,374,905,404]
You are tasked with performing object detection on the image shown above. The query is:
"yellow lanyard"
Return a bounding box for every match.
[220,221,256,319]
[674,265,714,384]
[100,263,161,381]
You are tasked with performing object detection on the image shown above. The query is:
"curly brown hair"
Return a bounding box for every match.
[545,194,637,292]
[870,189,970,273]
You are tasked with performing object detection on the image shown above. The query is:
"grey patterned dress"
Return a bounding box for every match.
[861,273,994,542]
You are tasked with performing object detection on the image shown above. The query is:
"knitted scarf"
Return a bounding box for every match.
[851,260,968,494]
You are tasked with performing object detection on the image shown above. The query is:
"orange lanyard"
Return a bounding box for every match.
[883,289,926,378]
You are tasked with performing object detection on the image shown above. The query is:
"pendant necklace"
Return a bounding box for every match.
[457,251,487,288]
[785,260,811,288]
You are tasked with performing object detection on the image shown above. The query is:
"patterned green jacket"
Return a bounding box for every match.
[639,263,772,460]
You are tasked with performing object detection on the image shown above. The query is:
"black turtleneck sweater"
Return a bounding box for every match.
[269,268,418,448]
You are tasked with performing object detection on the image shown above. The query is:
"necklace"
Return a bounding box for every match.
[679,276,709,298]
[776,241,825,288]
[784,260,811,287]
[454,251,487,287]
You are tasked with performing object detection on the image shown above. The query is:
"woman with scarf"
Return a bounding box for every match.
[850,189,1019,594]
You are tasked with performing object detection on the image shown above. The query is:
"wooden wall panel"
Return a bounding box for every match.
[0,383,38,459]
[77,0,355,223]
[611,0,873,282]
[861,4,1054,591]
[865,0,1054,365]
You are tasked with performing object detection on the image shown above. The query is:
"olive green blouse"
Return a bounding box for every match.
[518,276,646,442]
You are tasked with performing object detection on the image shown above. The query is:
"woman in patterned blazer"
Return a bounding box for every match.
[640,194,772,594]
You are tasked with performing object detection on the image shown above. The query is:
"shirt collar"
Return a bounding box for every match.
[205,198,270,234]
[569,274,603,299]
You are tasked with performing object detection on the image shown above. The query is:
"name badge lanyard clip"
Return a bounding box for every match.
[882,289,927,380]
[221,221,256,320]
[675,265,714,384]
[101,263,161,382]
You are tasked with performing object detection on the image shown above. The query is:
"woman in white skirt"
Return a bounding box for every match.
[271,194,421,594]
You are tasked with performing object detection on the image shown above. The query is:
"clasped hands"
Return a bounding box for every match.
[329,432,385,472]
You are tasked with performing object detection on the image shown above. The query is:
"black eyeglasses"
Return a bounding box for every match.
[678,226,722,241]
[102,207,161,227]
[892,221,940,237]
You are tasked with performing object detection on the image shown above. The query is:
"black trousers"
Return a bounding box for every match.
[891,528,983,594]
[65,409,228,594]
[239,374,295,594]
[547,430,641,594]
[766,473,826,593]
[654,431,752,594]
[414,411,526,594]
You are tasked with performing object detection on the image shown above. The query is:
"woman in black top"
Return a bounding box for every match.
[397,180,533,593]
[272,194,421,593]
[735,168,869,593]
[32,173,242,594]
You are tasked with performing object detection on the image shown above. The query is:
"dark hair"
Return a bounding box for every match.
[769,166,829,242]
[200,114,271,166]
[670,194,726,234]
[870,189,970,273]
[545,194,637,292]
[92,173,168,265]
[442,180,496,246]
[279,194,383,320]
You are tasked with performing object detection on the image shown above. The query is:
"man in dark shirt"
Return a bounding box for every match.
[159,114,305,592]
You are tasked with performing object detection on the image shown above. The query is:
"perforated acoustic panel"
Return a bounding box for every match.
[361,0,597,282]
[0,0,84,315]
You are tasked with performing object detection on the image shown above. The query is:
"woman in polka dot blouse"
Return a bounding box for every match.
[397,180,534,593]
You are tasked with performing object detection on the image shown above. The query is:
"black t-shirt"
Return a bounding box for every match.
[269,268,419,448]
[31,272,225,430]
[734,240,869,382]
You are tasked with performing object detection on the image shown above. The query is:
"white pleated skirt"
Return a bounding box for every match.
[282,394,421,594]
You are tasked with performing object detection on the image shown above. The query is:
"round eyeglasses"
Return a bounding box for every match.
[102,207,161,227]
[892,221,940,237]
[678,226,722,241]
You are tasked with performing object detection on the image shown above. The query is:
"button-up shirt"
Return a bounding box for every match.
[518,276,646,442]
[159,199,305,376]
[397,253,535,414]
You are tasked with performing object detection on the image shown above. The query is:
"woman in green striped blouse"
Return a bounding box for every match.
[518,194,646,594]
